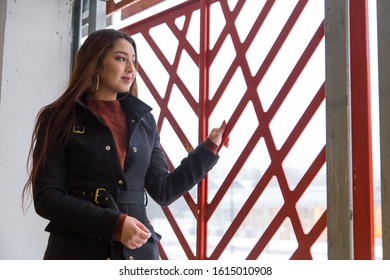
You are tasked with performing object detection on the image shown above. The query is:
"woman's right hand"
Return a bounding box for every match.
[120,216,151,249]
[208,120,229,149]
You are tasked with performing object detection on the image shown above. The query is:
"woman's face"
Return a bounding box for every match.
[95,38,136,100]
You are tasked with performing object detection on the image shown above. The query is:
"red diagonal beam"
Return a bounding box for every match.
[267,21,324,119]
[138,63,194,152]
[279,84,325,164]
[140,16,200,114]
[157,242,168,259]
[208,123,262,217]
[209,0,309,119]
[161,206,196,259]
[291,147,327,255]
[121,0,164,19]
[160,145,197,214]
[106,0,163,17]
[290,211,327,260]
[253,0,309,84]
[107,0,140,15]
[120,0,201,34]
[166,14,200,68]
[209,159,276,259]
[209,0,276,113]
[246,147,326,259]
[141,32,199,115]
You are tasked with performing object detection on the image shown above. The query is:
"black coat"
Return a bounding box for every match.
[33,94,219,260]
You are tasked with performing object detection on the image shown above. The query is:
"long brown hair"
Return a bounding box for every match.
[22,29,138,209]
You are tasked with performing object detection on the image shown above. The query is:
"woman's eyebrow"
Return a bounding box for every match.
[114,51,129,56]
[114,50,135,56]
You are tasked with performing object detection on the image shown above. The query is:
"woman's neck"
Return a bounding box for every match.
[88,91,118,101]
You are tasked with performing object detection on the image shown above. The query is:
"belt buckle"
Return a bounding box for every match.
[95,188,106,204]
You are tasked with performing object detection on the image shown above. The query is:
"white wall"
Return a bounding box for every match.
[0,0,73,259]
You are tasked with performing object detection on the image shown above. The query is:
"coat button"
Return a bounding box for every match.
[132,147,138,153]
[105,145,111,151]
[118,180,124,186]
[130,119,135,123]
[129,256,134,260]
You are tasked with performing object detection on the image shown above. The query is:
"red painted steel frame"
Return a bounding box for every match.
[349,0,375,259]
[107,0,164,18]
[118,0,328,259]
[197,0,210,260]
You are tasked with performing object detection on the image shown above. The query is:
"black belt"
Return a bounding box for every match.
[72,188,147,212]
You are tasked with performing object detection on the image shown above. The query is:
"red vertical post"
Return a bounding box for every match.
[349,0,375,259]
[197,0,210,260]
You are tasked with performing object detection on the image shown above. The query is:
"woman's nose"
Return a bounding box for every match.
[127,62,135,72]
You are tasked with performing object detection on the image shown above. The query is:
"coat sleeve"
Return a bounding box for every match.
[33,120,120,245]
[144,117,220,206]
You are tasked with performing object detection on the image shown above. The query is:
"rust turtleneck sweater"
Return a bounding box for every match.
[86,99,128,169]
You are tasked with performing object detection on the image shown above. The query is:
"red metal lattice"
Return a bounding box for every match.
[119,0,327,259]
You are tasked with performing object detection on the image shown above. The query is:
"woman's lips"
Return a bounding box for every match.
[122,76,132,83]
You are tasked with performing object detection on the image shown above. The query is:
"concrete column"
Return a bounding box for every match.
[324,0,353,259]
[377,0,390,260]
[0,0,73,259]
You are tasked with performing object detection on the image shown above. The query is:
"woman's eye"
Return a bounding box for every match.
[116,57,126,62]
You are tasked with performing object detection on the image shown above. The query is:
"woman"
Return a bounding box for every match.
[23,29,228,260]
